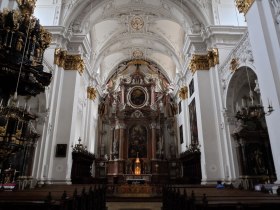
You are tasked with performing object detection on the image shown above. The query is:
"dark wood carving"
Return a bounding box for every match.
[71,149,95,184]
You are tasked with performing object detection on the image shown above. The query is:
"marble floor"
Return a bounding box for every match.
[106,202,162,210]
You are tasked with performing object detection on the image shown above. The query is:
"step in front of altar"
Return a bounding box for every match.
[107,184,162,198]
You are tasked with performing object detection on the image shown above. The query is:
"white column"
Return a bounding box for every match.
[50,69,80,184]
[209,65,235,182]
[194,70,223,184]
[33,49,65,184]
[246,0,280,183]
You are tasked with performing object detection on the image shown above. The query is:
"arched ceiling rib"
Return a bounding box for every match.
[60,0,211,83]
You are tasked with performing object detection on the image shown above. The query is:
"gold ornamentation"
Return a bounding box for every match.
[54,48,67,67]
[178,86,188,100]
[16,0,37,16]
[0,126,6,136]
[235,0,255,15]
[188,54,209,74]
[64,55,85,74]
[230,58,239,72]
[54,49,85,74]
[208,48,219,67]
[130,16,144,30]
[40,27,52,50]
[87,86,97,101]
[188,49,219,74]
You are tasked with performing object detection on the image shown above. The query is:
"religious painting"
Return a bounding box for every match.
[129,87,147,107]
[189,99,198,144]
[128,124,147,158]
[246,144,268,176]
[55,144,67,157]
[179,125,184,144]
[189,79,194,97]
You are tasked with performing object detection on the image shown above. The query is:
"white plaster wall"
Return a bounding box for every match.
[88,98,99,154]
[212,0,246,26]
[177,99,189,153]
[246,0,280,182]
[34,0,61,26]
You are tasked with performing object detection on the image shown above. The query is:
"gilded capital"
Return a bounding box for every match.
[235,0,255,15]
[188,48,219,74]
[64,55,85,74]
[54,48,67,67]
[87,86,97,101]
[208,48,219,68]
[54,49,85,74]
[188,54,209,74]
[178,86,188,100]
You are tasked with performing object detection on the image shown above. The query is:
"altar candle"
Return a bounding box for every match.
[241,99,245,107]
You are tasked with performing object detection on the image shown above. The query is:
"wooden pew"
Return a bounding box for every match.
[0,184,106,210]
[162,185,280,210]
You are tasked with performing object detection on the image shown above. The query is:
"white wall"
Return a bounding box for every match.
[212,0,246,26]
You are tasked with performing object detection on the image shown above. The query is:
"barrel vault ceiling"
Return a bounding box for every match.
[51,0,212,84]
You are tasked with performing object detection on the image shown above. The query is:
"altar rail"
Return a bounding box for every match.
[0,184,106,210]
[162,185,280,210]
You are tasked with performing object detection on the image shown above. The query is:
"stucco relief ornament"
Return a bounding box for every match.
[87,86,97,101]
[132,49,143,58]
[230,58,239,72]
[130,16,144,30]
[178,86,188,100]
[271,0,280,24]
[235,0,255,15]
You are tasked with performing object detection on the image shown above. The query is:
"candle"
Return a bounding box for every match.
[236,102,239,112]
[241,99,245,107]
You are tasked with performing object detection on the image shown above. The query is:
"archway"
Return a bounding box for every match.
[226,66,276,189]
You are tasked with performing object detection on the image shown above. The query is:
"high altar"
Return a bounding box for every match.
[95,60,180,184]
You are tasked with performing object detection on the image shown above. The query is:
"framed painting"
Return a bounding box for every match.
[56,144,67,157]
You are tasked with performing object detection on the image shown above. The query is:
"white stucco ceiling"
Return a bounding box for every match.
[47,0,212,84]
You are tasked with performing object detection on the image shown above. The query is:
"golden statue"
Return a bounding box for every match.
[16,36,24,52]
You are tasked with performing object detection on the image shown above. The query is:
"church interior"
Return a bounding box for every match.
[1,0,280,209]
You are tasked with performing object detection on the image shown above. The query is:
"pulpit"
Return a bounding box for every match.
[71,138,95,184]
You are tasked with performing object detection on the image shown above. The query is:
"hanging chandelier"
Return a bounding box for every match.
[235,66,274,121]
[0,0,52,160]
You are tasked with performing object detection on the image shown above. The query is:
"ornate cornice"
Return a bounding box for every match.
[235,0,255,15]
[188,48,219,74]
[178,86,188,100]
[54,48,85,74]
[87,86,97,101]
